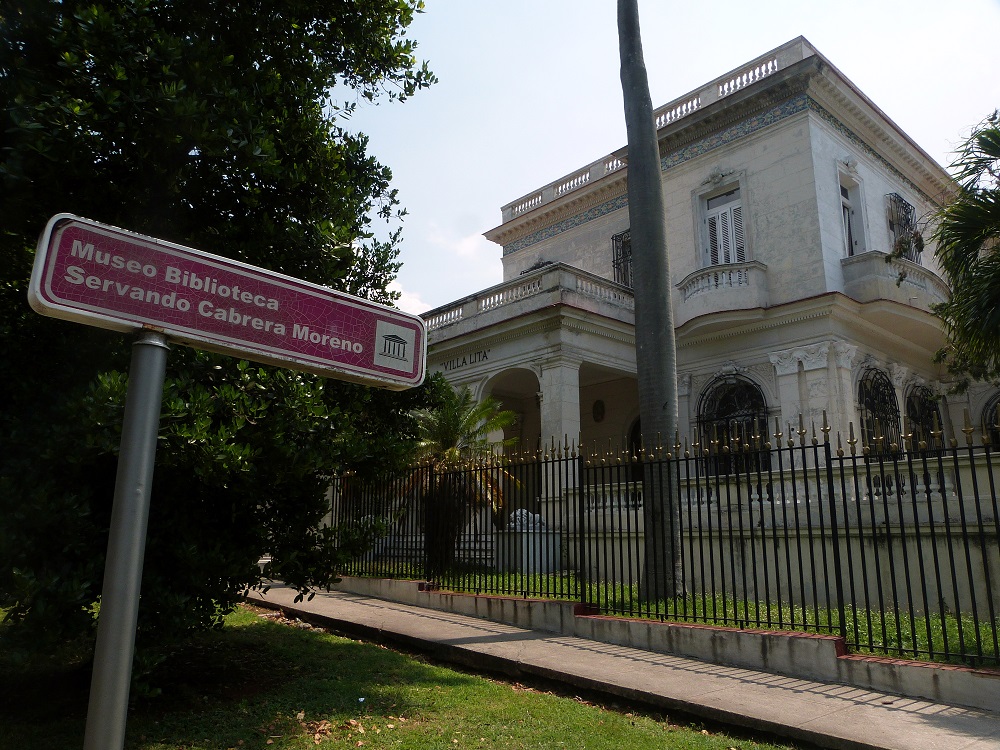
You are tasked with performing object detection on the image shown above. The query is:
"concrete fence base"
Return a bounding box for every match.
[327,575,1000,715]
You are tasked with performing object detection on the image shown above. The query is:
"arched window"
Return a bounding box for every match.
[982,392,1000,446]
[697,376,768,475]
[858,369,901,453]
[905,385,943,444]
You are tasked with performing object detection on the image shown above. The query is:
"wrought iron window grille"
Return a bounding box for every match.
[612,229,632,288]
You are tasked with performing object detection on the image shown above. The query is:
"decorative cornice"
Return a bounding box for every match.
[499,80,951,257]
[678,306,833,348]
[807,74,953,204]
[503,93,816,257]
[490,178,628,248]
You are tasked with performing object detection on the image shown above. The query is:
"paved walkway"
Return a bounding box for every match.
[247,585,1000,750]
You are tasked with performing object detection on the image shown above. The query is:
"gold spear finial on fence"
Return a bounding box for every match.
[773,417,782,444]
[985,404,998,447]
[848,421,858,456]
[926,411,940,451]
[873,418,884,455]
[822,411,831,443]
[963,408,975,447]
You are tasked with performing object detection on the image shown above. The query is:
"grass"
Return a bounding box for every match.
[0,604,801,750]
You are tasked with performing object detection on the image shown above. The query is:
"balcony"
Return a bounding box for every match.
[497,38,818,224]
[422,263,634,340]
[841,251,949,311]
[674,261,769,327]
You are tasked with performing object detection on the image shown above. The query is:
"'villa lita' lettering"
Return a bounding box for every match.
[442,349,490,371]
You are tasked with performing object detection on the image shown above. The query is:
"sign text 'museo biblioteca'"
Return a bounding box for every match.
[29,215,426,389]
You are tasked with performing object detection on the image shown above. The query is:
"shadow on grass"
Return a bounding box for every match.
[0,606,477,750]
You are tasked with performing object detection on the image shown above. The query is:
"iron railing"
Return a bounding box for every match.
[330,420,1000,667]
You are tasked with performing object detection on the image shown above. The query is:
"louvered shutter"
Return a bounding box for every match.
[732,205,744,263]
[707,214,720,265]
[705,188,743,266]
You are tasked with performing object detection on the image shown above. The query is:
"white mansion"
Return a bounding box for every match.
[420,37,998,454]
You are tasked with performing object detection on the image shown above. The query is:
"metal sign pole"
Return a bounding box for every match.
[83,330,170,750]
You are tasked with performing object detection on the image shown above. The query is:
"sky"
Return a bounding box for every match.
[347,0,1000,315]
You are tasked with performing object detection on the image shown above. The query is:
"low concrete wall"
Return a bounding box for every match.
[330,575,1000,715]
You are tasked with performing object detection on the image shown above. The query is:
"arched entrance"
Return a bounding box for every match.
[858,369,901,452]
[905,385,942,443]
[482,368,541,454]
[697,375,769,474]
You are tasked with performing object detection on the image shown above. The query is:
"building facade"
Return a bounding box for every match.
[421,38,998,456]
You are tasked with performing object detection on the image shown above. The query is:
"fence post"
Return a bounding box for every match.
[823,418,848,639]
[576,448,589,607]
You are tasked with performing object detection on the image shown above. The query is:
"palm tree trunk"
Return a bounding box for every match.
[617,0,681,600]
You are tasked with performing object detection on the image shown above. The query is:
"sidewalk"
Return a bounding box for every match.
[247,585,1000,750]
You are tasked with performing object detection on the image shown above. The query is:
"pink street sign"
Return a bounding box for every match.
[29,214,426,390]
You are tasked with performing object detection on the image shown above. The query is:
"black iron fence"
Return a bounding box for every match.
[331,423,999,667]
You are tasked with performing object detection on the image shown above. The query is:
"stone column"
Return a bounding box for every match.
[890,363,910,440]
[799,342,831,437]
[831,342,859,440]
[539,359,582,446]
[769,348,802,438]
[677,373,692,440]
[537,359,582,515]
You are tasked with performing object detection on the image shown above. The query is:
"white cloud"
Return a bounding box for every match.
[388,281,433,316]
[426,222,495,261]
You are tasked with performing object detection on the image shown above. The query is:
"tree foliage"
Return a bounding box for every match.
[411,386,518,463]
[408,387,517,576]
[0,0,436,669]
[932,111,1000,386]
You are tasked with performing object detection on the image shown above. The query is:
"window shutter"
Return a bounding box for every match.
[708,215,720,265]
[719,211,732,264]
[732,205,744,263]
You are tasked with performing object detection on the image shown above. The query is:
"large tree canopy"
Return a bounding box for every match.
[0,0,437,669]
[932,111,1000,385]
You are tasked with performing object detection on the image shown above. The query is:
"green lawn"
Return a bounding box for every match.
[421,570,999,667]
[0,605,799,750]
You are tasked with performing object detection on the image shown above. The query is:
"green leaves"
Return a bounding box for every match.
[412,386,519,465]
[932,112,1000,384]
[0,0,436,677]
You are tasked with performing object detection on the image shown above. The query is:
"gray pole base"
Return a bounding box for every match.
[83,331,169,750]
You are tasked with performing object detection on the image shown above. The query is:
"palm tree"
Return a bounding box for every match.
[412,386,518,464]
[408,387,518,576]
[933,112,1000,384]
[618,0,682,599]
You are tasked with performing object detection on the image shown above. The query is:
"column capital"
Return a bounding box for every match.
[677,372,692,397]
[769,348,800,376]
[769,342,830,375]
[539,356,583,373]
[833,342,858,370]
[798,342,830,371]
[889,362,910,389]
